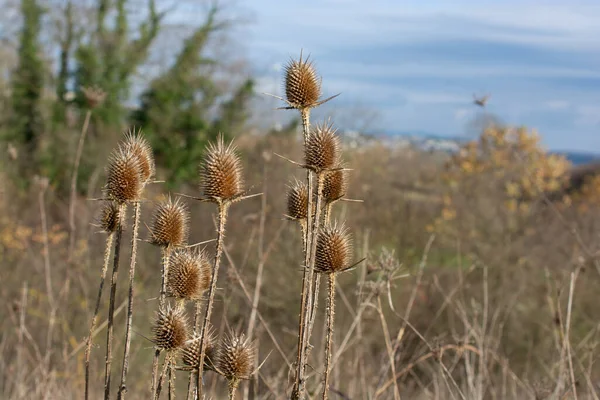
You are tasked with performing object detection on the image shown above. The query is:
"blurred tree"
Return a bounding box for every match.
[132,4,255,187]
[9,0,45,160]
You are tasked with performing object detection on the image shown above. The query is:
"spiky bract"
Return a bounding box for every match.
[323,168,348,204]
[305,121,341,171]
[167,249,211,301]
[123,129,155,184]
[182,325,218,371]
[81,85,106,109]
[287,179,309,220]
[217,332,257,381]
[105,147,143,204]
[98,202,122,233]
[315,222,353,274]
[152,306,189,351]
[149,196,189,248]
[200,136,244,201]
[284,54,322,109]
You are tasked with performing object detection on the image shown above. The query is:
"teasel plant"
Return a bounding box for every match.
[118,130,156,400]
[148,195,190,399]
[265,52,342,399]
[101,134,148,400]
[84,202,122,400]
[314,223,355,400]
[179,134,261,399]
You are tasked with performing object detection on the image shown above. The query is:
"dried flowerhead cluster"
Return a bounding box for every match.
[123,130,155,184]
[287,179,309,221]
[105,147,143,204]
[98,202,122,233]
[322,169,348,205]
[149,196,189,248]
[81,85,106,109]
[182,325,218,371]
[217,332,257,382]
[305,121,341,172]
[167,249,211,301]
[200,136,244,201]
[315,223,353,274]
[284,54,322,110]
[152,306,189,351]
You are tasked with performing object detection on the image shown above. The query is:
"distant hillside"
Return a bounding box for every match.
[369,130,600,166]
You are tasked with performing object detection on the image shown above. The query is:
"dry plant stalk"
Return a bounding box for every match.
[314,223,353,400]
[148,196,190,399]
[194,135,248,399]
[84,202,120,400]
[103,140,144,400]
[119,130,155,400]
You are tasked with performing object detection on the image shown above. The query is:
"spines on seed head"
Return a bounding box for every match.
[284,54,322,110]
[105,146,143,204]
[199,135,244,201]
[149,196,189,248]
[167,248,211,301]
[305,120,341,172]
[152,306,189,351]
[217,331,257,382]
[287,179,309,221]
[123,129,155,184]
[315,222,353,274]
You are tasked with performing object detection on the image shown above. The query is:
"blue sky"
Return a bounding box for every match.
[238,0,600,152]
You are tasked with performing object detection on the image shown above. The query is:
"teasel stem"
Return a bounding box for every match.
[228,378,240,400]
[84,230,114,400]
[118,200,142,399]
[168,357,175,400]
[303,173,326,367]
[186,300,203,400]
[293,108,314,399]
[151,247,172,399]
[104,204,127,400]
[156,353,172,399]
[196,201,230,399]
[322,273,337,400]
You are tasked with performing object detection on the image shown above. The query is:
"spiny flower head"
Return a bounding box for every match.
[167,248,211,301]
[323,168,348,204]
[305,120,341,171]
[98,202,122,233]
[123,129,155,184]
[284,53,322,109]
[152,306,189,351]
[217,331,257,381]
[286,179,309,221]
[315,222,353,274]
[105,146,143,204]
[200,135,244,201]
[149,196,189,248]
[81,85,106,109]
[182,324,218,371]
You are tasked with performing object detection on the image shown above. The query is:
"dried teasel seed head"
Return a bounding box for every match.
[152,306,189,351]
[98,202,123,233]
[105,146,143,204]
[315,222,353,274]
[199,135,244,201]
[122,129,155,184]
[81,85,106,109]
[284,54,321,109]
[182,324,218,371]
[305,121,341,171]
[149,196,189,248]
[217,331,257,381]
[167,248,211,301]
[286,179,309,220]
[322,168,348,204]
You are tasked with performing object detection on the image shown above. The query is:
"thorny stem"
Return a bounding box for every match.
[68,109,92,261]
[156,353,171,399]
[303,174,326,371]
[322,274,337,400]
[104,204,127,400]
[229,379,240,400]
[118,201,142,399]
[186,299,204,400]
[197,201,230,399]
[293,108,314,400]
[151,247,172,399]
[85,231,114,400]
